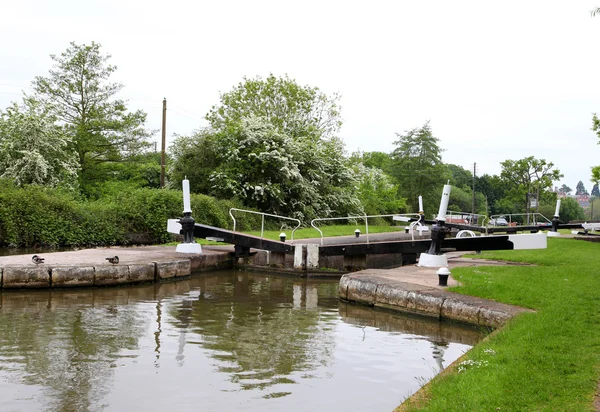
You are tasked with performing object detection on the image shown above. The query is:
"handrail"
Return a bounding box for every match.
[228,208,301,240]
[310,213,420,246]
[489,212,551,226]
[445,210,489,227]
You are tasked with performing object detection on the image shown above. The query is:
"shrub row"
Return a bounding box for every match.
[0,181,261,248]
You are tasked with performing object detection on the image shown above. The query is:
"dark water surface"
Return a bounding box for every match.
[0,270,483,411]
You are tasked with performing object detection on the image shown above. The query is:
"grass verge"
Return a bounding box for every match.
[398,237,600,411]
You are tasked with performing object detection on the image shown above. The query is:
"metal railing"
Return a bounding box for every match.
[488,213,551,227]
[229,208,301,240]
[310,213,420,245]
[445,211,489,227]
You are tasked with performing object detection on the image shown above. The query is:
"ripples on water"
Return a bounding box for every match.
[0,270,483,411]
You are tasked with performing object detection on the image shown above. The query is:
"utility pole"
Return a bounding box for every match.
[160,98,166,188]
[472,162,476,214]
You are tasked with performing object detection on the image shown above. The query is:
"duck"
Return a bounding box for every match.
[32,255,45,264]
[106,256,119,265]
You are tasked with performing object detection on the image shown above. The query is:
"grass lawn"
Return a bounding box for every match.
[398,237,600,411]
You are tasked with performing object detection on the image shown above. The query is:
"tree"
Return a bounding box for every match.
[447,164,473,190]
[206,73,342,139]
[592,7,600,16]
[389,122,448,213]
[354,151,393,174]
[539,197,585,222]
[559,184,572,195]
[30,42,153,195]
[447,186,487,216]
[476,174,509,215]
[575,180,589,196]
[348,153,406,215]
[592,183,600,197]
[170,116,362,221]
[500,156,563,215]
[0,99,79,188]
[170,75,364,221]
[168,130,220,194]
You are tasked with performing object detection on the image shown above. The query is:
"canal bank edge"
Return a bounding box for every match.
[0,246,233,288]
[339,271,534,328]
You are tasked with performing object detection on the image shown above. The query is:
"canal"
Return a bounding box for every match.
[0,269,484,411]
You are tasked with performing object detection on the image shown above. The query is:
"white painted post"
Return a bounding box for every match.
[182,177,192,213]
[436,184,452,221]
[554,199,561,217]
[418,195,424,213]
[176,177,202,254]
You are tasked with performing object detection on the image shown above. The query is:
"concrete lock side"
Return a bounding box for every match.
[344,277,378,306]
[293,245,305,269]
[306,244,319,269]
[338,276,349,300]
[52,266,95,287]
[3,267,50,288]
[128,264,156,283]
[156,260,191,280]
[440,296,482,325]
[375,283,412,309]
[95,265,130,286]
[409,290,447,318]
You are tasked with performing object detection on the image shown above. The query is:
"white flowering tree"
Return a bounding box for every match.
[0,99,79,188]
[170,75,363,222]
[208,116,361,221]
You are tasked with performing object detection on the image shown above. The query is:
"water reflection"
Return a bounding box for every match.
[0,270,483,411]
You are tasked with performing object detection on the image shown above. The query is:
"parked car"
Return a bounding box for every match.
[490,217,509,226]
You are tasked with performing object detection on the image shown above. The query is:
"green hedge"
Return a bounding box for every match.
[0,181,261,248]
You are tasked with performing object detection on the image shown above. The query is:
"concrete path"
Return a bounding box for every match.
[339,251,534,328]
[0,245,231,266]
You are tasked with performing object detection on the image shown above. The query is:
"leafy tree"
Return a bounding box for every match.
[500,156,563,215]
[592,7,600,16]
[539,197,585,222]
[352,162,406,216]
[389,121,448,213]
[447,164,473,190]
[171,116,361,221]
[168,130,220,194]
[559,184,572,195]
[0,99,79,188]
[476,174,508,215]
[348,151,405,215]
[592,183,600,197]
[575,180,589,196]
[447,186,486,216]
[353,151,393,174]
[170,75,364,221]
[30,42,153,195]
[206,73,342,138]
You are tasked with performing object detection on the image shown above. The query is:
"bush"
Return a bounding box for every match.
[0,179,260,248]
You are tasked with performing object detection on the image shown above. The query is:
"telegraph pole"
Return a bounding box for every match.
[472,162,476,214]
[160,98,166,188]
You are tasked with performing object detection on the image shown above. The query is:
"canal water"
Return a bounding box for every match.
[0,269,484,411]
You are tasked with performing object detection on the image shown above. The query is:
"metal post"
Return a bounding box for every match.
[160,98,166,189]
[548,199,561,237]
[179,212,196,243]
[427,221,451,255]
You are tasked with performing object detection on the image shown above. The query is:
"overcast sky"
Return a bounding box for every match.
[2,0,600,189]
